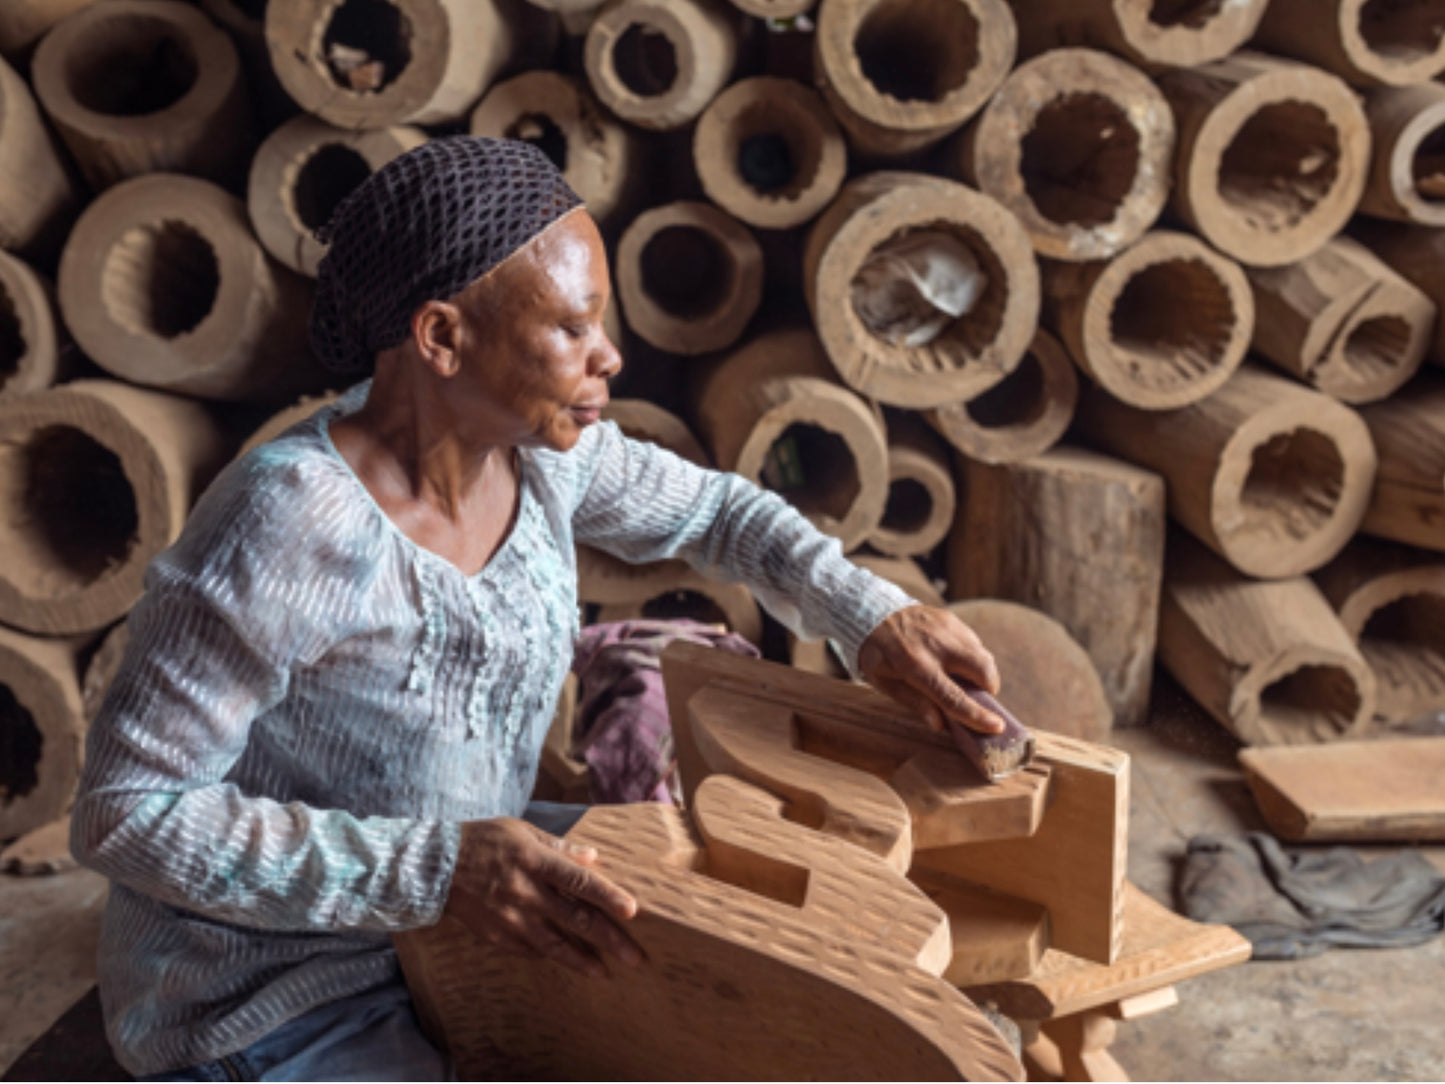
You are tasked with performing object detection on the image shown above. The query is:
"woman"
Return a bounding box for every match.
[73,137,1004,1081]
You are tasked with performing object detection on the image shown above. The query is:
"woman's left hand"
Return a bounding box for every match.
[857,604,1005,735]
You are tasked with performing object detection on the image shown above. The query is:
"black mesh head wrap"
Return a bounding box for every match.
[310,136,584,374]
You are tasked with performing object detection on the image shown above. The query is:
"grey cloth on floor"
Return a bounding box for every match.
[1180,833,1445,960]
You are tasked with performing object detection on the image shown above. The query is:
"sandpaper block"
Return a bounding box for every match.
[948,687,1034,782]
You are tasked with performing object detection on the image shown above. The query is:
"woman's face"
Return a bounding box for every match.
[453,209,622,453]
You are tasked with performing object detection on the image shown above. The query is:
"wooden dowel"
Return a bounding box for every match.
[1253,0,1445,87]
[1006,0,1267,70]
[955,48,1175,262]
[1357,369,1445,552]
[0,55,81,261]
[1077,364,1377,579]
[1359,82,1445,226]
[868,416,955,559]
[0,251,72,400]
[0,625,86,843]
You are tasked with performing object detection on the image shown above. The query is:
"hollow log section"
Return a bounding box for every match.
[0,55,81,260]
[596,581,764,646]
[1360,82,1445,226]
[1007,0,1268,71]
[616,200,763,355]
[805,171,1040,409]
[240,391,340,457]
[0,379,229,635]
[869,415,955,558]
[471,70,638,227]
[0,252,68,399]
[1357,370,1445,551]
[59,172,319,403]
[1355,219,1445,366]
[0,0,102,58]
[925,328,1077,464]
[1249,237,1432,405]
[1159,532,1376,746]
[1315,537,1445,723]
[81,620,130,723]
[1078,364,1378,579]
[583,0,739,131]
[248,116,426,277]
[1158,52,1371,267]
[266,0,516,128]
[693,76,847,230]
[0,625,86,843]
[1253,0,1445,87]
[790,555,945,678]
[31,0,254,192]
[1043,229,1253,410]
[695,328,889,551]
[195,0,297,128]
[729,0,814,20]
[957,48,1175,262]
[813,0,1016,157]
[950,446,1165,730]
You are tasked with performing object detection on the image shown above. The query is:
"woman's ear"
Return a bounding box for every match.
[411,300,463,378]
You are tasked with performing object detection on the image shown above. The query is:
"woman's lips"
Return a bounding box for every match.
[570,404,603,424]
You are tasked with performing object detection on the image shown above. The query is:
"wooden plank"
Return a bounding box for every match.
[1239,738,1445,841]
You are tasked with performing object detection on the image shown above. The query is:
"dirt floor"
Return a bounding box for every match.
[2,670,1442,1080]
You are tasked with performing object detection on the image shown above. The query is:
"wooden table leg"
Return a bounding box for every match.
[1040,1011,1128,1082]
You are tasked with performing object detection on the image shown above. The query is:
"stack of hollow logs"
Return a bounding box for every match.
[3,0,1445,854]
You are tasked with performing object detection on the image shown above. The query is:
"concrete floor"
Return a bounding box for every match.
[1,672,1442,1080]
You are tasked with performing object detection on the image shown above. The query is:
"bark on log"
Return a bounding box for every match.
[790,555,943,677]
[1357,369,1445,551]
[956,48,1174,262]
[0,0,101,59]
[1315,537,1445,724]
[695,327,889,551]
[0,379,229,634]
[868,415,956,558]
[59,173,321,403]
[1158,531,1377,746]
[1158,52,1370,267]
[31,0,254,192]
[1247,236,1432,405]
[0,55,81,261]
[924,328,1076,464]
[1253,0,1445,88]
[813,0,1015,157]
[1359,82,1445,226]
[949,445,1166,729]
[1043,229,1252,410]
[1006,0,1267,71]
[583,0,739,131]
[0,251,72,399]
[804,171,1039,409]
[472,70,639,227]
[1077,364,1378,579]
[1354,219,1445,368]
[0,626,86,843]
[616,200,763,355]
[693,76,847,231]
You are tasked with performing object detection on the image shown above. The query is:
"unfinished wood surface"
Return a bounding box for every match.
[1240,737,1445,842]
[0,0,101,58]
[1078,364,1378,579]
[868,415,955,558]
[0,54,80,261]
[693,76,846,230]
[1315,537,1445,722]
[913,867,1051,987]
[947,599,1114,743]
[949,447,1165,729]
[695,328,889,551]
[1360,82,1445,226]
[1042,230,1253,410]
[814,0,1015,157]
[926,328,1077,464]
[1157,532,1377,746]
[0,252,70,400]
[584,0,739,131]
[1253,0,1445,87]
[396,779,1025,1081]
[1158,52,1370,267]
[1007,0,1266,70]
[967,882,1251,1021]
[32,0,254,192]
[804,171,1040,409]
[0,624,86,842]
[957,48,1174,262]
[1355,220,1445,366]
[1357,370,1445,551]
[1248,236,1432,404]
[0,814,75,875]
[247,116,425,277]
[59,173,319,404]
[0,379,229,634]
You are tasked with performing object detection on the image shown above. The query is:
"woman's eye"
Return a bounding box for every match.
[562,323,587,340]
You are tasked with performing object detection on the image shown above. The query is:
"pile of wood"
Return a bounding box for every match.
[3,0,1445,845]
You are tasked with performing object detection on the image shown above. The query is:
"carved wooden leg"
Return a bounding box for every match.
[1019,1019,1064,1081]
[1041,1011,1127,1083]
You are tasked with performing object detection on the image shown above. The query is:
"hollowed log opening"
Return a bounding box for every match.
[101,221,220,340]
[1150,0,1226,28]
[1257,663,1362,742]
[506,113,569,172]
[293,144,372,232]
[640,226,734,320]
[1340,314,1415,386]
[766,424,861,523]
[0,685,41,806]
[322,0,412,93]
[614,24,679,99]
[1410,121,1445,200]
[881,477,934,535]
[236,0,269,19]
[1218,102,1341,234]
[730,103,824,201]
[0,286,24,388]
[1241,428,1345,546]
[1358,589,1445,710]
[0,426,140,597]
[854,0,980,104]
[1109,258,1236,391]
[1358,0,1445,62]
[1020,93,1140,230]
[966,350,1046,430]
[64,14,199,117]
[640,589,730,629]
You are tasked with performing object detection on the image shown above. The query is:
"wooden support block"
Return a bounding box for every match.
[1357,370,1445,551]
[1253,0,1445,87]
[890,754,1051,850]
[1041,1010,1127,1083]
[913,867,1051,987]
[1111,985,1178,1021]
[1006,0,1266,71]
[1240,738,1445,842]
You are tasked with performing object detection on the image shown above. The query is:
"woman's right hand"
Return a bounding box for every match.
[442,818,643,978]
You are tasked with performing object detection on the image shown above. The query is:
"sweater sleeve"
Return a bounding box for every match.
[569,421,914,670]
[70,451,461,934]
